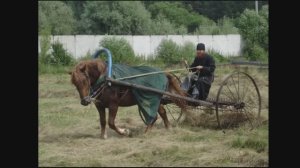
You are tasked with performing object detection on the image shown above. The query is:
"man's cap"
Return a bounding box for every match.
[196,43,205,50]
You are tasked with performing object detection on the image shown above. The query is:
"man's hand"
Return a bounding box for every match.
[196,65,203,70]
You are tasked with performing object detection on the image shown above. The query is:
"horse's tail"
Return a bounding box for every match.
[165,73,188,111]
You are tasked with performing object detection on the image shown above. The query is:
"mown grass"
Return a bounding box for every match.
[39,66,268,167]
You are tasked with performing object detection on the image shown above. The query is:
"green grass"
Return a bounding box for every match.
[39,63,73,74]
[232,135,268,153]
[39,66,268,167]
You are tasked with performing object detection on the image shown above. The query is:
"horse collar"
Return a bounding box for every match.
[90,75,106,96]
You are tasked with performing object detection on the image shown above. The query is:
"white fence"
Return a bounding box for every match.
[38,35,242,58]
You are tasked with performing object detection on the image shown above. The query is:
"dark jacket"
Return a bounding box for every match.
[189,54,216,100]
[190,54,216,78]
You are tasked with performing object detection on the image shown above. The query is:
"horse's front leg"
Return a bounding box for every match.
[95,103,107,139]
[108,104,130,136]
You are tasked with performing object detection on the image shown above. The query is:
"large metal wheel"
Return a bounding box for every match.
[215,71,261,130]
[162,72,185,125]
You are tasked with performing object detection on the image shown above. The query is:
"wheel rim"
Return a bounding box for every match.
[164,72,184,125]
[216,71,261,130]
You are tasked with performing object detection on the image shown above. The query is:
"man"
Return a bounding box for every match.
[184,43,216,100]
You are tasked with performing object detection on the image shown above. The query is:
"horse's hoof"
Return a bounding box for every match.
[124,129,130,136]
[119,128,131,136]
[100,134,107,139]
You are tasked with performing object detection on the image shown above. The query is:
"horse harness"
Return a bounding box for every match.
[87,74,130,104]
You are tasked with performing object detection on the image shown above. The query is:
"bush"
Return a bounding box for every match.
[49,41,75,66]
[206,49,229,63]
[156,39,229,65]
[155,39,181,65]
[235,6,268,61]
[99,36,135,64]
[179,42,195,63]
[244,44,268,62]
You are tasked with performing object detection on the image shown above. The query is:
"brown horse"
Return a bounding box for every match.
[69,59,186,139]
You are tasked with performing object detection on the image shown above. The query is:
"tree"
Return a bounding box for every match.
[150,14,187,35]
[64,1,86,20]
[39,1,76,35]
[236,7,268,49]
[235,6,268,61]
[183,1,268,21]
[147,2,215,33]
[79,1,152,35]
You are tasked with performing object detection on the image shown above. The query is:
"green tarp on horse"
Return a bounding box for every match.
[99,64,168,125]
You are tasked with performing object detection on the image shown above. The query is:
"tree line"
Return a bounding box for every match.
[39,1,267,35]
[39,1,268,61]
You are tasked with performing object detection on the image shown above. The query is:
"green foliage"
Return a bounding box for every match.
[50,41,75,66]
[40,40,75,66]
[39,28,52,64]
[244,44,268,62]
[179,42,195,63]
[206,49,229,63]
[232,137,267,153]
[99,36,135,64]
[194,23,220,35]
[79,1,152,35]
[155,39,181,65]
[39,64,73,74]
[194,17,239,35]
[150,14,187,35]
[183,1,268,21]
[155,39,228,65]
[39,1,269,36]
[77,51,92,61]
[235,6,268,61]
[148,2,215,33]
[39,1,75,34]
[217,17,239,34]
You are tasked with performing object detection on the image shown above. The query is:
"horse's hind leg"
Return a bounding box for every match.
[158,104,171,129]
[108,104,130,136]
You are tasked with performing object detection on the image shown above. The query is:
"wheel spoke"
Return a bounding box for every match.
[244,105,257,118]
[243,94,257,109]
[222,88,236,101]
[240,77,253,101]
[242,108,254,129]
[224,84,237,101]
[238,73,240,101]
[241,81,256,101]
[222,108,238,129]
[165,105,175,120]
[230,76,240,102]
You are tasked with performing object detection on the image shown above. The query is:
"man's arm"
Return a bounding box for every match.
[202,56,215,74]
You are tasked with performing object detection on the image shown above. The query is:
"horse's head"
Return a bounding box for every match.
[69,60,106,106]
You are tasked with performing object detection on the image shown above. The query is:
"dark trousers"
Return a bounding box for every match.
[195,76,213,100]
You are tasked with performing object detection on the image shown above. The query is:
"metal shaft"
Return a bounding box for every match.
[115,67,196,81]
[107,78,213,107]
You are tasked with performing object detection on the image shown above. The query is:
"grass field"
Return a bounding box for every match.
[38,66,268,167]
